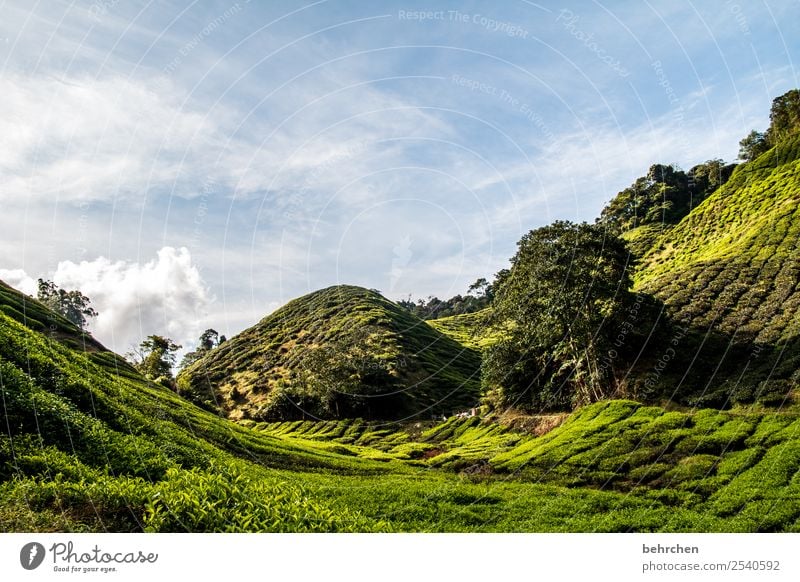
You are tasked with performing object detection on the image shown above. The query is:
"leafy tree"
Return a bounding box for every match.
[482,221,658,411]
[767,88,800,143]
[36,279,98,329]
[598,162,732,235]
[179,328,222,369]
[128,335,181,381]
[738,130,769,162]
[737,89,800,162]
[688,159,734,194]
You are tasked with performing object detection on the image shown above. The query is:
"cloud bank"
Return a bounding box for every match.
[2,247,211,354]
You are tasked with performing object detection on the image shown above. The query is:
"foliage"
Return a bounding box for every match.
[128,335,181,381]
[398,278,494,320]
[482,221,661,411]
[36,279,98,329]
[3,277,800,533]
[598,162,734,237]
[632,132,800,403]
[738,89,800,161]
[738,130,769,162]
[179,328,223,369]
[767,89,800,144]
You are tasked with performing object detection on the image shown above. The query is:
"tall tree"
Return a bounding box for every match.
[179,328,221,369]
[36,279,98,329]
[482,221,655,411]
[128,335,181,381]
[738,130,769,162]
[767,88,800,143]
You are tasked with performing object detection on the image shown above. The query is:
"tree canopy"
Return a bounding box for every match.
[179,328,224,369]
[36,279,98,329]
[598,161,734,234]
[128,335,182,382]
[398,278,493,320]
[482,221,660,411]
[738,89,800,161]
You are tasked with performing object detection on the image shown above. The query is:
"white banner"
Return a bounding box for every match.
[1,533,797,581]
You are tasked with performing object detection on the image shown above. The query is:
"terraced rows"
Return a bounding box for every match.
[258,400,800,531]
[637,136,800,346]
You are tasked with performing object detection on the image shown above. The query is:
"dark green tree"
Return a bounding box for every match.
[36,279,98,329]
[688,159,734,194]
[767,88,800,143]
[128,335,181,381]
[738,130,769,162]
[179,328,221,368]
[482,221,653,411]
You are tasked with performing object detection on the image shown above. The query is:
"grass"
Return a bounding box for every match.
[5,126,800,532]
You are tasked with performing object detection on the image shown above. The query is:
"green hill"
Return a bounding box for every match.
[637,135,800,341]
[426,308,499,351]
[178,285,482,421]
[4,278,800,532]
[624,135,800,405]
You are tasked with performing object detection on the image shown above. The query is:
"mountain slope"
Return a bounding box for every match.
[622,136,800,405]
[426,308,498,351]
[636,134,800,345]
[4,278,800,532]
[0,280,395,532]
[178,285,482,420]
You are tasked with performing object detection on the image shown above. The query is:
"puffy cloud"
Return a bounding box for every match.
[0,269,37,296]
[1,247,211,354]
[52,246,211,353]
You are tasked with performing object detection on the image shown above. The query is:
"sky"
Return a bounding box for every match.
[0,0,797,355]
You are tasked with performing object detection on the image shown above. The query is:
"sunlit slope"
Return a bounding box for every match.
[3,278,800,532]
[426,308,500,351]
[179,285,482,420]
[636,135,800,345]
[0,280,398,531]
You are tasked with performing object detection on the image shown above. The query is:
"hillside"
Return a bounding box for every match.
[0,280,391,531]
[3,278,800,532]
[626,135,800,404]
[426,308,498,351]
[178,285,482,421]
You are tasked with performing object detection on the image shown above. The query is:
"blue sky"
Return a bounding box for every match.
[0,0,797,354]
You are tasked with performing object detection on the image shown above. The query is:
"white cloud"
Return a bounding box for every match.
[4,247,212,354]
[0,269,37,296]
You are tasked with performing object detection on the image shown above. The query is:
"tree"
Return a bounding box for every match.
[767,88,800,143]
[482,221,655,411]
[688,159,734,194]
[36,279,98,329]
[179,328,221,369]
[736,90,800,162]
[128,335,181,381]
[598,162,733,236]
[738,130,769,162]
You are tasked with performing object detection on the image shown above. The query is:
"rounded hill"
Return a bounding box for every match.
[177,285,482,421]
